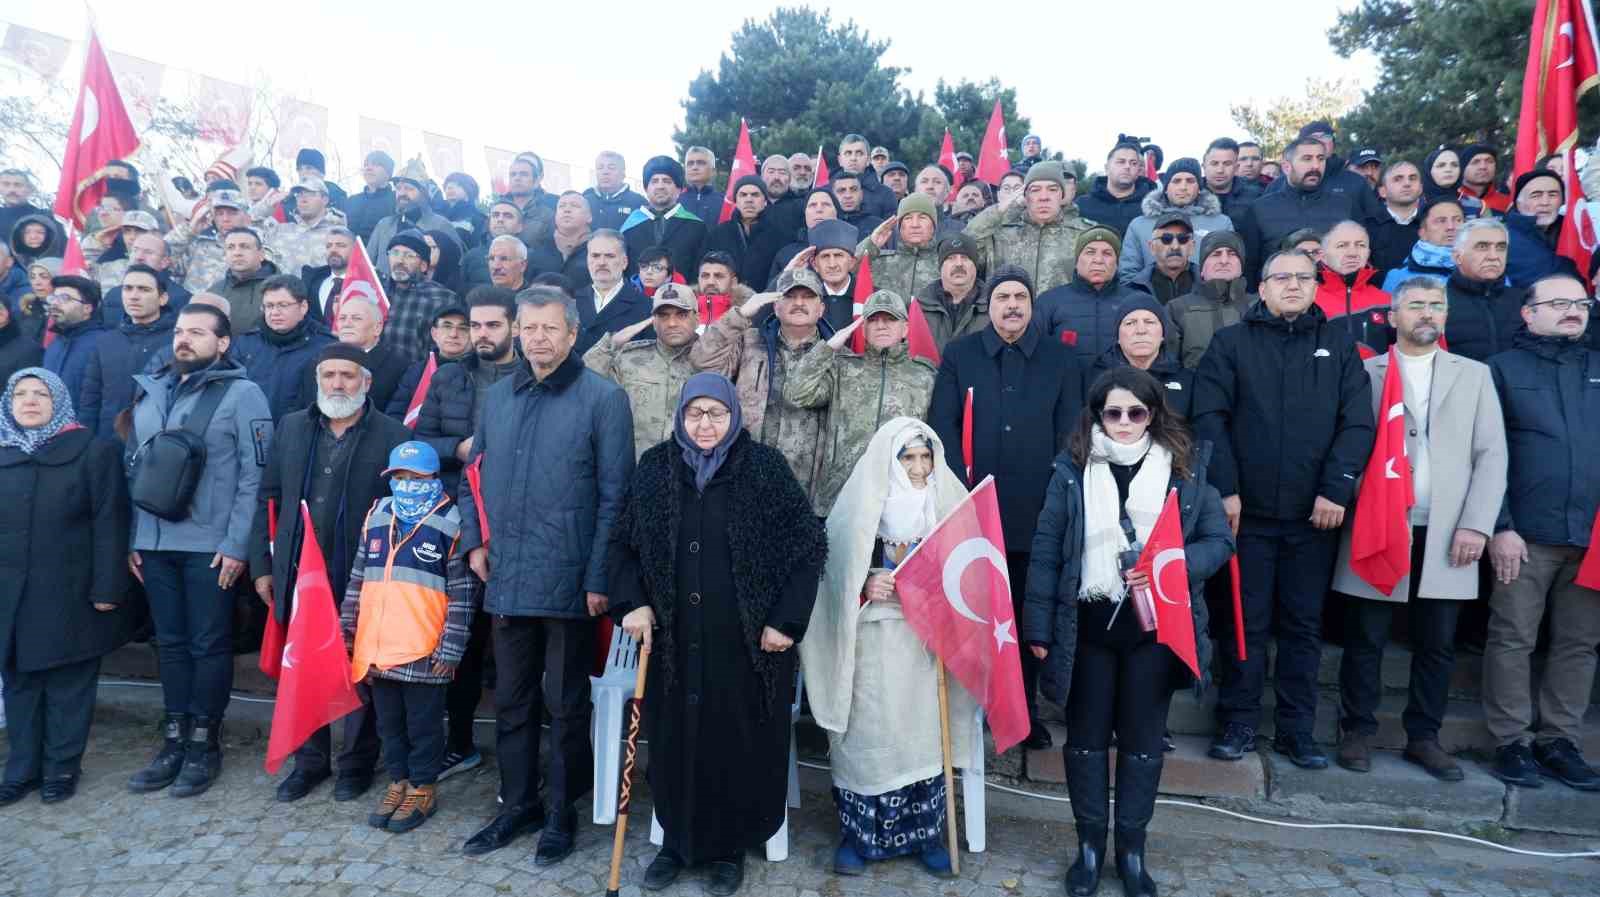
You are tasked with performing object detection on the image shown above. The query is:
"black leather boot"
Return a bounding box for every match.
[127,714,189,793]
[172,716,222,798]
[1065,748,1109,896]
[1114,751,1162,897]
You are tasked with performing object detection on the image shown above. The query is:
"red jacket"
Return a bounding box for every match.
[1459,184,1512,215]
[1315,265,1392,357]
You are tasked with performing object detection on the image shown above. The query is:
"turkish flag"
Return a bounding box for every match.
[402,353,438,428]
[53,28,141,229]
[906,296,941,366]
[259,499,287,678]
[335,236,391,321]
[465,455,490,546]
[1137,490,1201,679]
[894,477,1030,753]
[1575,510,1600,590]
[1350,351,1415,596]
[264,503,364,773]
[938,128,965,193]
[812,144,830,188]
[849,255,876,354]
[962,387,974,482]
[720,118,758,225]
[975,100,1010,186]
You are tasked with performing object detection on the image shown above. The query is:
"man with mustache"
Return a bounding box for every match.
[1238,136,1370,289]
[1503,171,1581,290]
[386,304,472,419]
[1129,213,1198,303]
[250,343,411,803]
[916,233,990,351]
[928,265,1084,751]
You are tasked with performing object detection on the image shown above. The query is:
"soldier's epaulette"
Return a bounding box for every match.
[908,354,938,372]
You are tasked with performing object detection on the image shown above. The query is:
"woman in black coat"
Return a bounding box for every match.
[0,367,134,806]
[1022,368,1233,897]
[610,373,826,896]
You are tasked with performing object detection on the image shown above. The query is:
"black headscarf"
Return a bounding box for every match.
[673,372,743,494]
[425,228,465,295]
[1422,146,1462,198]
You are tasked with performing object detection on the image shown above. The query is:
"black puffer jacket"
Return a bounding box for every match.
[1035,277,1145,367]
[413,352,522,496]
[0,312,42,386]
[232,317,335,421]
[1443,272,1526,363]
[1192,301,1375,520]
[1075,176,1158,238]
[1237,178,1369,286]
[1087,346,1195,418]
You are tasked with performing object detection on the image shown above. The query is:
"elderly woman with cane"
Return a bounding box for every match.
[609,372,826,895]
[0,368,134,805]
[802,417,977,878]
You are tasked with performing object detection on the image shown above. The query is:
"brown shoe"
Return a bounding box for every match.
[1404,739,1464,782]
[368,781,408,829]
[1336,731,1372,772]
[388,783,437,833]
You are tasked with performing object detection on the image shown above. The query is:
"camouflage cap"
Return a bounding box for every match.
[291,175,328,194]
[860,289,908,321]
[776,267,823,297]
[210,189,247,211]
[652,283,697,313]
[120,210,159,231]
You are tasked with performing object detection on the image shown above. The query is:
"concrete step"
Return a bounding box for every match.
[1261,746,1508,830]
[1024,727,1266,799]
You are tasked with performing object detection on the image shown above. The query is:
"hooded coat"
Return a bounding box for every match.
[1118,188,1234,284]
[1075,176,1160,239]
[0,311,43,387]
[8,213,66,265]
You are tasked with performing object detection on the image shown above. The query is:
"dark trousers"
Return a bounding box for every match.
[1216,517,1338,735]
[445,607,491,754]
[1007,552,1042,722]
[2,658,101,782]
[371,679,448,786]
[492,615,595,814]
[1340,582,1461,741]
[293,681,379,776]
[1066,608,1175,755]
[142,550,235,718]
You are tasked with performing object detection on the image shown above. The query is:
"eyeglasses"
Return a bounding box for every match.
[48,291,89,305]
[1101,405,1150,425]
[262,301,303,313]
[387,249,421,261]
[684,407,730,424]
[1529,298,1594,312]
[1400,301,1448,314]
[1264,272,1317,285]
[433,321,470,334]
[1156,233,1192,246]
[640,261,671,274]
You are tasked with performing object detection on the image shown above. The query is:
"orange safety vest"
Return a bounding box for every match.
[349,497,461,681]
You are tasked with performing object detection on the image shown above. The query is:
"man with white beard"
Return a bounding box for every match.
[250,343,412,803]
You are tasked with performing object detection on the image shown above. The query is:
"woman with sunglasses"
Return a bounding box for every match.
[1022,367,1234,897]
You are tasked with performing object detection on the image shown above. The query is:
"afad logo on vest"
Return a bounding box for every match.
[413,541,443,564]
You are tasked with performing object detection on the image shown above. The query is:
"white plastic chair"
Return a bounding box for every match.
[650,666,803,861]
[960,706,986,853]
[590,627,640,825]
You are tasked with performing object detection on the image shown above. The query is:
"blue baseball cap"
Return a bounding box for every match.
[382,440,440,477]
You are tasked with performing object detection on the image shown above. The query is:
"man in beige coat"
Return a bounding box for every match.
[1331,277,1507,781]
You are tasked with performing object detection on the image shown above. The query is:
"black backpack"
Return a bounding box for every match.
[128,380,229,521]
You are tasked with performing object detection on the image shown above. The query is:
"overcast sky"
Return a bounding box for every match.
[3,1,1376,192]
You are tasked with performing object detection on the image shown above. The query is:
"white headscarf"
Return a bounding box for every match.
[877,429,939,545]
[1078,425,1172,601]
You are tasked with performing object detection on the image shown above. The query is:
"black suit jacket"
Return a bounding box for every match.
[575,284,654,357]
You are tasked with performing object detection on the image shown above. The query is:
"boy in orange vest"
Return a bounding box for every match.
[341,441,478,833]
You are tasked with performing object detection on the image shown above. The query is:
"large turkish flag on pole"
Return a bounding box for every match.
[894,477,1030,753]
[336,237,391,321]
[1137,490,1201,679]
[1350,351,1415,596]
[54,28,141,229]
[938,128,964,192]
[264,503,364,773]
[720,118,757,225]
[974,101,1010,186]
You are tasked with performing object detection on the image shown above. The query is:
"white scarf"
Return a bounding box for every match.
[1079,427,1173,602]
[877,432,938,546]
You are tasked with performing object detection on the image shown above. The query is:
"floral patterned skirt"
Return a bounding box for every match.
[832,774,946,859]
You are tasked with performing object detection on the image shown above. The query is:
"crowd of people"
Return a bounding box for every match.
[0,115,1597,897]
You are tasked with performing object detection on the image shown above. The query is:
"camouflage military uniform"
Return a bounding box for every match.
[269,210,346,278]
[583,333,698,459]
[855,237,941,303]
[963,202,1096,294]
[689,306,831,511]
[783,340,937,515]
[168,219,282,294]
[94,258,129,296]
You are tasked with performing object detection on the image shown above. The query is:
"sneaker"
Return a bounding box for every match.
[1533,738,1600,792]
[1491,743,1544,788]
[388,783,437,833]
[1208,723,1256,761]
[436,750,482,782]
[1273,732,1329,770]
[1336,731,1372,773]
[368,781,408,829]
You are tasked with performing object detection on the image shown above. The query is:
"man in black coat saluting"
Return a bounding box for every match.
[928,265,1083,750]
[1192,248,1374,770]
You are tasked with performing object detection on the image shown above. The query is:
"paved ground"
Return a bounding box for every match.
[1,696,1597,897]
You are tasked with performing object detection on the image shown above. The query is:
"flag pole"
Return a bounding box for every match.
[604,649,649,897]
[1229,556,1247,662]
[936,658,961,876]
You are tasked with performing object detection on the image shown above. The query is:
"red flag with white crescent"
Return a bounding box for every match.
[1137,490,1201,679]
[975,101,1010,186]
[720,118,757,225]
[938,128,964,193]
[849,255,875,354]
[53,28,141,229]
[893,477,1029,753]
[402,353,438,428]
[1350,350,1415,595]
[905,296,941,367]
[335,236,391,321]
[812,143,830,188]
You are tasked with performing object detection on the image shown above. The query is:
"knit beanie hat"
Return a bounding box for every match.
[897,192,939,223]
[986,264,1034,300]
[938,232,979,266]
[295,148,327,173]
[1117,293,1172,339]
[1023,161,1067,192]
[642,156,686,189]
[1199,230,1245,264]
[1161,157,1202,186]
[1075,226,1122,259]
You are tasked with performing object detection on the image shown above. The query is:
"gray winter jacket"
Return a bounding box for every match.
[456,353,635,619]
[369,208,461,277]
[127,358,273,559]
[1118,188,1234,285]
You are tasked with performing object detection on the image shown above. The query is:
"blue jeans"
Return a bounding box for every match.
[141,550,235,718]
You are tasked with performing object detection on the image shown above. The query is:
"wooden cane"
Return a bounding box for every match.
[936,659,961,876]
[605,648,650,897]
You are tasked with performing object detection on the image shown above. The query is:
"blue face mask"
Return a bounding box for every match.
[390,476,444,526]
